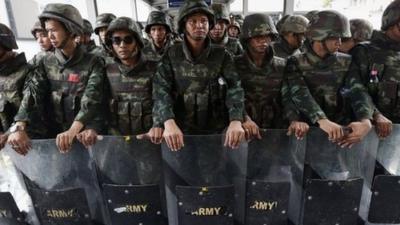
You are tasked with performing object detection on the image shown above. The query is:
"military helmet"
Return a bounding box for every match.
[306,10,351,41]
[381,0,400,31]
[39,3,83,35]
[304,10,319,21]
[31,20,45,38]
[350,18,373,41]
[177,0,215,34]
[210,3,230,24]
[228,21,241,33]
[0,23,18,50]
[105,17,144,48]
[280,15,309,34]
[276,14,290,33]
[145,11,172,34]
[94,13,116,35]
[240,13,278,45]
[82,19,94,35]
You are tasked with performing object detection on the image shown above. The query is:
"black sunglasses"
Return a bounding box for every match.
[111,35,135,45]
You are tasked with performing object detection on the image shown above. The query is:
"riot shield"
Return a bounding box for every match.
[302,128,379,225]
[0,192,27,225]
[90,136,166,225]
[4,140,105,225]
[245,129,306,225]
[162,135,247,225]
[367,124,400,224]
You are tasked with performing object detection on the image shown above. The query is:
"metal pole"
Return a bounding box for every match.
[284,0,294,15]
[242,0,248,15]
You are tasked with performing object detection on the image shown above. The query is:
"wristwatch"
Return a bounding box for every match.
[9,123,25,133]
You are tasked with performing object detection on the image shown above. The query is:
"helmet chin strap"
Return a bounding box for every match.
[58,32,73,50]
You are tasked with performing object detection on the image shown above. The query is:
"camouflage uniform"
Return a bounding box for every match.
[94,13,116,59]
[285,10,373,125]
[272,15,309,58]
[236,14,299,129]
[142,11,173,62]
[104,17,158,135]
[152,0,244,134]
[348,0,400,122]
[15,4,106,137]
[81,19,103,56]
[210,3,243,55]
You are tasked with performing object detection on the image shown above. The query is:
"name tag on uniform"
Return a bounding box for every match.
[68,73,80,83]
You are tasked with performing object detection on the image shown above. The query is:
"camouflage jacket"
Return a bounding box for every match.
[211,33,244,56]
[82,40,103,56]
[105,54,158,135]
[28,50,52,66]
[284,43,372,125]
[235,47,300,129]
[272,37,302,58]
[142,38,173,62]
[153,37,245,134]
[349,30,400,122]
[15,46,106,137]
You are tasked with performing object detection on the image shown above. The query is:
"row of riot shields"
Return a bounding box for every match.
[1,126,400,225]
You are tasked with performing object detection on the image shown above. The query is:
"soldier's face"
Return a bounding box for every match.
[150,25,167,43]
[185,13,209,41]
[228,27,239,38]
[111,30,139,60]
[99,27,108,43]
[45,19,70,48]
[248,35,271,53]
[338,37,355,53]
[209,20,227,39]
[35,31,52,51]
[323,37,341,53]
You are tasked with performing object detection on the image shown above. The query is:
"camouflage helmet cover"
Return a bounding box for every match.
[306,10,351,41]
[82,19,94,34]
[177,0,215,34]
[228,21,241,33]
[0,23,18,50]
[350,18,373,41]
[39,3,83,35]
[280,15,309,34]
[31,20,45,38]
[304,10,319,21]
[210,3,230,24]
[145,11,172,34]
[240,13,278,45]
[106,17,144,48]
[381,0,400,31]
[94,13,116,34]
[275,14,290,33]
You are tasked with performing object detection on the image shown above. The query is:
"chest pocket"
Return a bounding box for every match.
[108,73,152,135]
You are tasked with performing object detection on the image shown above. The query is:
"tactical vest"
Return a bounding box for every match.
[168,44,228,134]
[236,55,286,128]
[106,61,155,135]
[293,52,352,124]
[0,53,28,132]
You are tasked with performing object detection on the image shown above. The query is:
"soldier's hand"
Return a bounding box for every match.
[225,120,245,149]
[317,119,344,142]
[287,121,309,140]
[56,130,79,153]
[7,131,31,156]
[374,113,392,139]
[339,119,372,148]
[137,127,164,144]
[77,129,98,149]
[242,116,261,141]
[163,119,184,151]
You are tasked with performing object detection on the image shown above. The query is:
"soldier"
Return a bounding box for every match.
[78,17,163,146]
[339,18,373,54]
[227,20,240,39]
[94,13,116,57]
[142,11,173,62]
[152,0,245,151]
[346,0,400,139]
[209,3,243,55]
[284,10,373,146]
[236,14,308,139]
[272,15,309,58]
[8,3,106,153]
[80,19,103,55]
[275,14,290,34]
[0,23,35,154]
[29,20,53,65]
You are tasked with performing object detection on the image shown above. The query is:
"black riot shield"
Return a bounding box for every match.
[90,136,166,225]
[367,124,400,224]
[245,129,306,225]
[302,128,379,225]
[162,135,247,225]
[0,192,27,225]
[4,140,105,225]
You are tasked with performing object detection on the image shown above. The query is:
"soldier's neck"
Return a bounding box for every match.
[312,42,328,59]
[61,41,77,59]
[186,37,206,58]
[153,38,166,49]
[385,28,400,43]
[121,55,139,68]
[248,49,266,68]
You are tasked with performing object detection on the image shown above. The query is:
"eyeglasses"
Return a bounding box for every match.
[111,35,135,45]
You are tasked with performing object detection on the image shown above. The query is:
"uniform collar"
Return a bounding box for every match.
[243,45,275,70]
[182,36,212,63]
[115,52,146,76]
[55,45,85,68]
